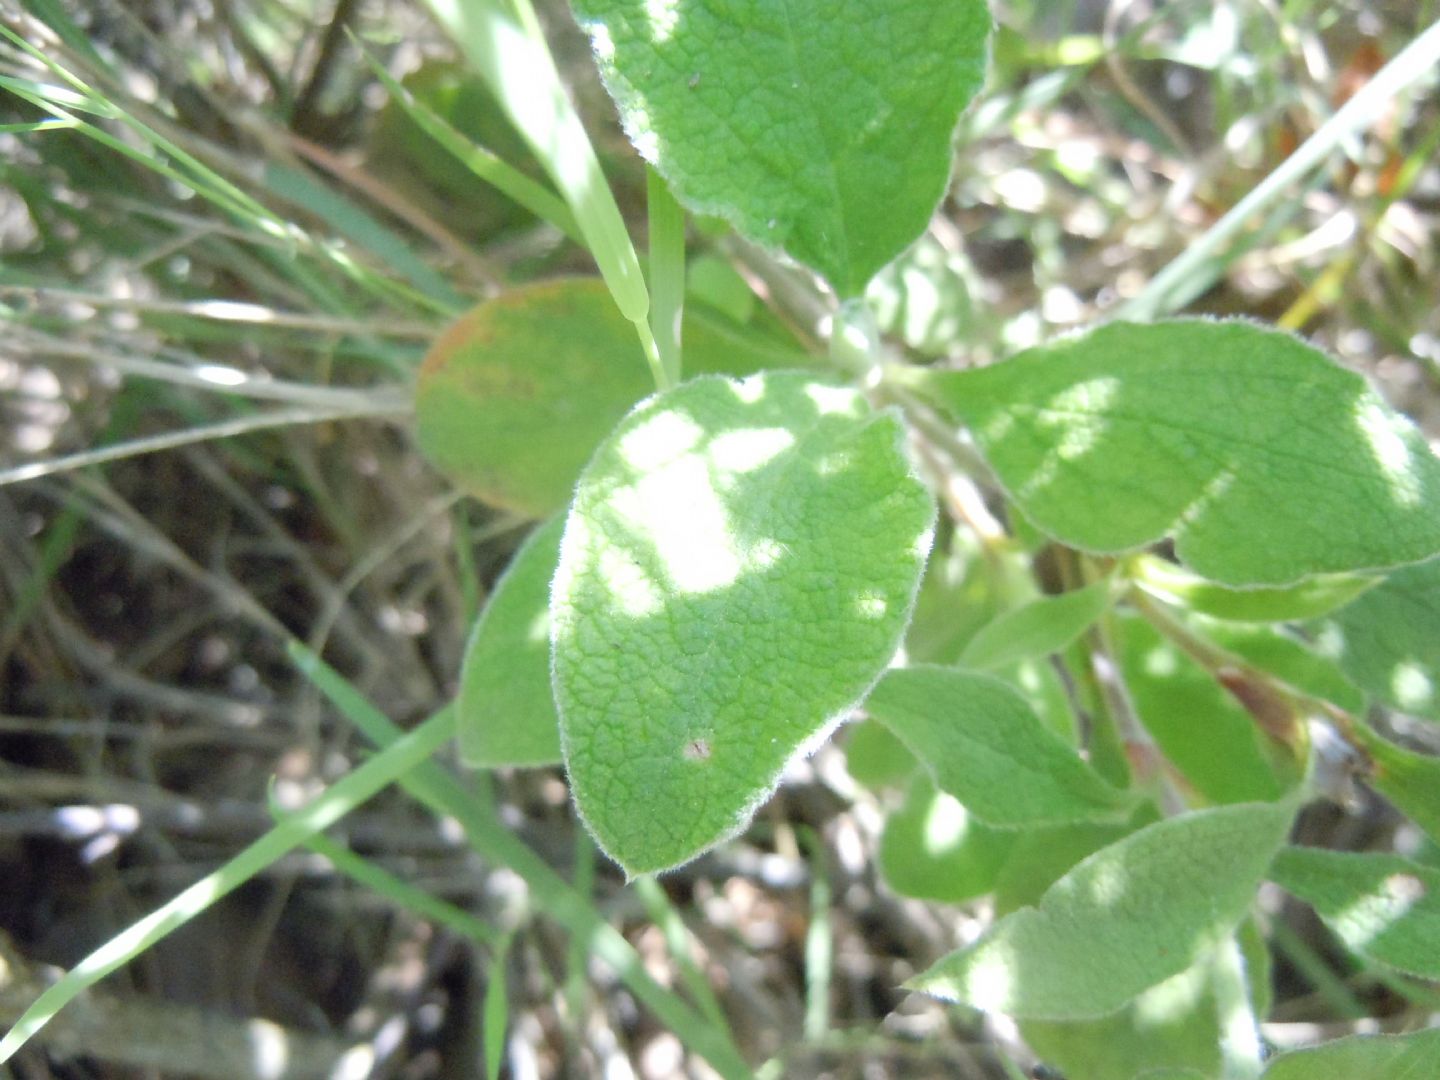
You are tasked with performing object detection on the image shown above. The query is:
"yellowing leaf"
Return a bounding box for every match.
[415,278,804,517]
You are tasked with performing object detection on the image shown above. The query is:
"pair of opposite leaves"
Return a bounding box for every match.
[431,303,1440,874]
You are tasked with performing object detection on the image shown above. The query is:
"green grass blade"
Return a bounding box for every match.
[646,166,686,388]
[0,402,408,488]
[0,710,456,1064]
[802,834,832,1041]
[1122,17,1440,320]
[287,825,501,947]
[632,876,729,1032]
[285,641,752,1080]
[484,934,513,1080]
[264,162,466,312]
[426,0,651,327]
[359,49,583,245]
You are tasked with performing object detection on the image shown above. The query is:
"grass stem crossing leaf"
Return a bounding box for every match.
[570,0,992,297]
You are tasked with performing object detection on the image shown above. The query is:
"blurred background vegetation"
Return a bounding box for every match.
[1,0,1438,1076]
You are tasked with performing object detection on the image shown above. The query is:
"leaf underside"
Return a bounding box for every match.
[909,800,1294,1020]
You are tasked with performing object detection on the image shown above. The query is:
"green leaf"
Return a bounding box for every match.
[415,278,803,517]
[993,812,1152,916]
[1115,614,1290,804]
[878,776,1013,904]
[1269,846,1440,979]
[958,580,1112,671]
[1022,926,1269,1080]
[569,0,992,297]
[866,233,980,357]
[908,800,1295,1019]
[1131,554,1379,623]
[904,527,1029,665]
[1311,557,1440,722]
[865,666,1130,828]
[841,718,917,790]
[552,371,934,874]
[458,517,564,768]
[1261,1029,1440,1079]
[1351,723,1440,846]
[909,320,1440,585]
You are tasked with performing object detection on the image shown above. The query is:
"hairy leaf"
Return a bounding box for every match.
[959,579,1111,671]
[1352,723,1440,846]
[909,800,1294,1019]
[878,776,1013,903]
[1312,557,1440,722]
[909,320,1440,585]
[458,517,563,767]
[865,666,1130,827]
[1023,922,1270,1080]
[552,372,933,873]
[570,0,991,296]
[1269,846,1440,979]
[1261,1029,1440,1079]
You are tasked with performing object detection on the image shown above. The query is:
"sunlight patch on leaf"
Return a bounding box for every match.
[642,0,680,43]
[1390,660,1433,712]
[1269,847,1440,979]
[618,409,703,469]
[553,372,933,873]
[1356,398,1421,507]
[908,319,1440,585]
[924,790,969,853]
[707,428,796,475]
[910,801,1293,1019]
